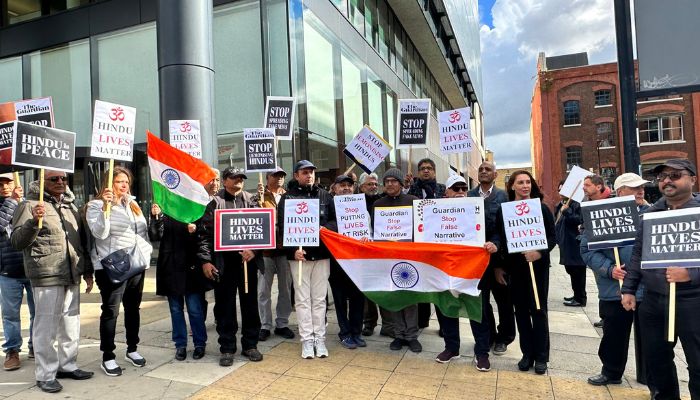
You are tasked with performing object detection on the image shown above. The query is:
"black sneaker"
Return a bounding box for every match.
[193,347,205,360]
[474,355,491,372]
[534,361,547,375]
[259,329,271,341]
[274,327,295,339]
[242,348,263,362]
[407,339,422,353]
[492,343,507,355]
[36,380,63,393]
[435,349,460,364]
[175,348,187,361]
[389,338,404,351]
[125,351,146,367]
[101,360,122,377]
[361,326,374,336]
[518,356,533,371]
[219,353,235,367]
[593,320,604,328]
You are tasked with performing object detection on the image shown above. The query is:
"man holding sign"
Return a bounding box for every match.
[622,159,700,399]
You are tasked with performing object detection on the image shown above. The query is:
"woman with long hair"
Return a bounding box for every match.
[87,166,152,377]
[497,170,556,374]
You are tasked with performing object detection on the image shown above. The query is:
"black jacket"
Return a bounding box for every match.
[278,180,336,261]
[496,201,557,274]
[554,201,585,266]
[622,194,700,296]
[467,186,508,289]
[150,215,212,297]
[0,197,25,278]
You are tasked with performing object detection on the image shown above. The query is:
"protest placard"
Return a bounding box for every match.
[283,199,320,247]
[244,128,277,173]
[502,198,548,253]
[343,126,392,174]
[374,206,413,241]
[396,99,430,149]
[334,194,371,240]
[0,122,13,152]
[0,97,54,167]
[264,96,296,140]
[11,121,76,173]
[214,209,276,251]
[641,208,700,269]
[90,100,137,162]
[168,120,202,158]
[413,197,485,246]
[581,195,640,249]
[559,165,590,203]
[439,107,472,155]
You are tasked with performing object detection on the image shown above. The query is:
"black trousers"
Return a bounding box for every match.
[598,300,634,380]
[95,270,145,361]
[639,290,700,400]
[214,258,260,353]
[418,303,431,328]
[510,263,550,362]
[436,308,460,353]
[564,265,587,303]
[469,288,493,356]
[482,282,516,346]
[363,299,394,334]
[329,268,364,339]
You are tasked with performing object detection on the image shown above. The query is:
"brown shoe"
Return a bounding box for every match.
[4,350,20,371]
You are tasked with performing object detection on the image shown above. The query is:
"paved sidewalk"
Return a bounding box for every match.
[0,248,691,399]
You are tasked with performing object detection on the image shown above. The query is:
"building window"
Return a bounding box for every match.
[594,90,612,106]
[566,146,582,170]
[563,100,580,125]
[638,115,684,144]
[596,122,615,148]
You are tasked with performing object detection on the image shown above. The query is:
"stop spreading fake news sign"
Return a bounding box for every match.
[11,121,76,173]
[501,198,548,253]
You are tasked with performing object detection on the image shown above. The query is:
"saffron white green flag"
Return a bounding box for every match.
[321,228,490,320]
[147,131,216,223]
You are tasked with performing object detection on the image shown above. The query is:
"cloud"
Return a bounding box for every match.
[480,0,619,165]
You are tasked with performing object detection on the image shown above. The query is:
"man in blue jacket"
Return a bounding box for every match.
[581,172,649,387]
[622,159,700,399]
[0,173,33,371]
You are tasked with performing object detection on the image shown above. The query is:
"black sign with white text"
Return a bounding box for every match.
[264,96,295,140]
[244,128,277,173]
[641,207,700,269]
[396,99,430,148]
[582,196,640,249]
[214,209,276,251]
[0,122,13,151]
[11,121,76,173]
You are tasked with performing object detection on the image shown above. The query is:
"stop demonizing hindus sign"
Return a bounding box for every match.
[11,121,76,173]
[264,96,296,140]
[581,196,640,249]
[90,100,136,161]
[283,199,320,247]
[396,99,430,149]
[439,107,472,155]
[214,209,276,251]
[641,208,700,269]
[168,120,202,159]
[244,128,277,173]
[343,126,392,174]
[501,198,548,253]
[334,194,371,240]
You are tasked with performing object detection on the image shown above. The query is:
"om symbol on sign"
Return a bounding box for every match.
[109,107,125,122]
[448,111,461,123]
[295,202,309,215]
[180,122,192,132]
[515,201,530,216]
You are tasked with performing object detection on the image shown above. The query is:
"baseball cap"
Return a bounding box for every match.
[651,159,697,176]
[222,166,247,180]
[334,175,354,185]
[0,173,14,181]
[445,175,467,189]
[294,160,316,173]
[613,173,649,190]
[266,167,287,177]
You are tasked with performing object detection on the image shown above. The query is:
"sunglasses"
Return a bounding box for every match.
[450,186,468,192]
[48,176,68,183]
[656,171,690,182]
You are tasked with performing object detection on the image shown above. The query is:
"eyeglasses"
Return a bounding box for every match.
[419,166,434,172]
[451,186,468,192]
[656,171,689,181]
[48,176,68,183]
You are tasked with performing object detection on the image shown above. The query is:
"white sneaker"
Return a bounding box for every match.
[301,340,315,359]
[315,338,329,358]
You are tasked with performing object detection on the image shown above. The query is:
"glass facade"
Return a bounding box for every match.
[0,57,22,103]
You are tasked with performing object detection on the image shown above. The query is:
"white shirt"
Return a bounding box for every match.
[479,184,494,199]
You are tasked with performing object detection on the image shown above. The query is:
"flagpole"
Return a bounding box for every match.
[105,159,114,218]
[38,168,44,229]
[529,261,541,310]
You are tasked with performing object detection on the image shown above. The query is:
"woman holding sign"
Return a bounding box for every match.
[496,170,556,375]
[87,167,152,377]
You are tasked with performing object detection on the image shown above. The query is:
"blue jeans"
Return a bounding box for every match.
[168,293,207,349]
[0,275,35,353]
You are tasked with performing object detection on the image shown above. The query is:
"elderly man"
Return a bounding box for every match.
[1,173,34,371]
[622,159,700,399]
[11,170,93,393]
[358,172,379,196]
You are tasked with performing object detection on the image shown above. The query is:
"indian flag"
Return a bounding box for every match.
[320,228,489,320]
[147,131,216,223]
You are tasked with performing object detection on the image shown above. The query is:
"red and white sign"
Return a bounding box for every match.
[0,97,54,166]
[90,100,136,161]
[501,198,548,253]
[283,199,320,247]
[413,197,485,246]
[439,107,472,155]
[169,120,202,159]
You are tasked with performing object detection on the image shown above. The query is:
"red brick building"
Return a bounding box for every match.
[530,52,700,206]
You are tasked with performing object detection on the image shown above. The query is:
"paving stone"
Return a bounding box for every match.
[381,373,441,399]
[349,351,402,371]
[212,368,280,394]
[266,342,302,359]
[607,386,652,400]
[145,358,244,386]
[438,379,496,400]
[495,387,554,400]
[550,376,611,400]
[549,310,600,339]
[548,348,603,375]
[330,365,392,387]
[257,375,326,400]
[375,391,426,400]
[162,381,203,400]
[315,382,381,400]
[237,354,298,374]
[496,370,553,395]
[444,361,498,386]
[189,386,253,400]
[284,359,344,381]
[395,354,448,379]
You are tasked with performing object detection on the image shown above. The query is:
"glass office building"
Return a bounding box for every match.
[0,0,483,206]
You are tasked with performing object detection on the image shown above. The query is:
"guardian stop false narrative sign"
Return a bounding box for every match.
[11,121,76,173]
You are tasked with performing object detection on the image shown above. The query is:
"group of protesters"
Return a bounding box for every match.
[1,157,698,399]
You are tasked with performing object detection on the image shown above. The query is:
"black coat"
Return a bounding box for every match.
[150,215,211,296]
[554,201,585,266]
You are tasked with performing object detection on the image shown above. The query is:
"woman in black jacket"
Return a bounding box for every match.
[496,170,556,375]
[149,204,212,361]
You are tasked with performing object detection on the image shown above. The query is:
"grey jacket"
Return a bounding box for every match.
[11,181,89,287]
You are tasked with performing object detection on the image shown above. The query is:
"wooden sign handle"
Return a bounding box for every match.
[668,281,676,342]
[529,261,541,310]
[343,162,356,177]
[555,180,583,224]
[105,159,114,218]
[298,246,303,285]
[38,169,44,229]
[408,146,413,174]
[258,173,264,207]
[243,260,249,294]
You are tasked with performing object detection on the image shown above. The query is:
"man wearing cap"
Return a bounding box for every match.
[467,161,515,357]
[622,159,700,399]
[435,175,499,370]
[0,173,34,371]
[581,172,649,387]
[254,167,295,342]
[196,167,264,366]
[373,168,423,352]
[278,160,336,359]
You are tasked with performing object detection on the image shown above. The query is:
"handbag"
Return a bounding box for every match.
[99,203,152,284]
